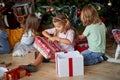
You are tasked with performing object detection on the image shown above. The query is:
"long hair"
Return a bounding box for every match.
[80,4,101,26]
[24,14,41,36]
[0,13,5,30]
[52,13,71,36]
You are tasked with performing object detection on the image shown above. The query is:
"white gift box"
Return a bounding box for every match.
[0,67,8,79]
[55,50,84,77]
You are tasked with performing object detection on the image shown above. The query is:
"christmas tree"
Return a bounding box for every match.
[35,0,120,30]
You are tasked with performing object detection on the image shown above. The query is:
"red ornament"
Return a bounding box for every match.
[47,0,55,2]
[77,9,81,15]
[101,17,106,23]
[46,7,51,13]
[115,11,120,15]
[79,0,84,2]
[116,12,118,15]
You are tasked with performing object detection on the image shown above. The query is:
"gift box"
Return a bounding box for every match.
[55,50,84,77]
[75,41,89,53]
[33,36,63,59]
[112,29,120,44]
[4,67,31,80]
[0,67,8,79]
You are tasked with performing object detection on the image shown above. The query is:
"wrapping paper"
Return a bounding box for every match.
[34,36,63,59]
[75,41,88,53]
[4,67,30,80]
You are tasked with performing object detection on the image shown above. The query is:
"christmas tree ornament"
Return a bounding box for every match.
[79,0,84,2]
[116,12,119,15]
[100,17,106,23]
[96,5,101,10]
[77,9,81,15]
[0,2,5,12]
[47,0,55,2]
[108,0,112,6]
[35,12,42,19]
[46,7,51,13]
[50,7,54,12]
[0,2,5,7]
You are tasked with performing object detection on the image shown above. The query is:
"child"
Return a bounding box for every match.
[78,4,108,66]
[0,13,10,54]
[20,13,75,72]
[12,14,41,56]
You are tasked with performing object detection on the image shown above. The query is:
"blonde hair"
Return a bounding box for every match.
[52,13,71,36]
[24,14,41,36]
[80,4,101,26]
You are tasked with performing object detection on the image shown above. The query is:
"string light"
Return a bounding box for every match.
[108,0,112,6]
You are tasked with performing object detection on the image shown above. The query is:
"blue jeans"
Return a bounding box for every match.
[81,50,103,66]
[0,30,10,54]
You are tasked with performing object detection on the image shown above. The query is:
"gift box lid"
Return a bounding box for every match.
[56,51,83,59]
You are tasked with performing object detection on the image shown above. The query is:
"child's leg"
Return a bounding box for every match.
[81,50,92,65]
[34,51,55,63]
[31,53,44,66]
[19,53,44,72]
[0,41,10,53]
[88,52,103,65]
[81,50,103,66]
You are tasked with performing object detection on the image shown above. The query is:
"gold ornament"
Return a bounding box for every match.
[96,5,101,10]
[50,7,54,11]
[108,0,112,6]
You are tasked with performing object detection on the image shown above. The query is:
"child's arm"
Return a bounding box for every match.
[42,30,52,39]
[42,31,72,44]
[55,37,72,44]
[78,34,86,40]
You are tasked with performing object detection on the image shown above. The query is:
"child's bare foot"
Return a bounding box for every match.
[50,59,55,63]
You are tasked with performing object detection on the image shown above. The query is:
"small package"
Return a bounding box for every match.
[75,41,89,53]
[34,36,63,59]
[0,67,8,79]
[55,50,84,77]
[4,67,30,80]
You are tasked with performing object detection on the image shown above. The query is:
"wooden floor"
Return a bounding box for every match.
[0,39,120,80]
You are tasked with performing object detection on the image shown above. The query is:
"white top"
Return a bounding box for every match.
[45,28,75,51]
[20,29,34,45]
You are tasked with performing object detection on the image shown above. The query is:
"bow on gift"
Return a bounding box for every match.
[35,12,42,19]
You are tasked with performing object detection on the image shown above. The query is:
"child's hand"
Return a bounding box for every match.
[48,37,56,42]
[78,34,86,40]
[48,36,60,42]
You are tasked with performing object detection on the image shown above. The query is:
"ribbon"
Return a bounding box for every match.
[69,58,73,77]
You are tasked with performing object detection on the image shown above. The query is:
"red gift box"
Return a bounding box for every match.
[75,41,89,53]
[33,36,63,59]
[4,67,31,80]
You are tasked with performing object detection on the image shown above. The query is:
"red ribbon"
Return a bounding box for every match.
[69,58,73,77]
[64,51,67,54]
